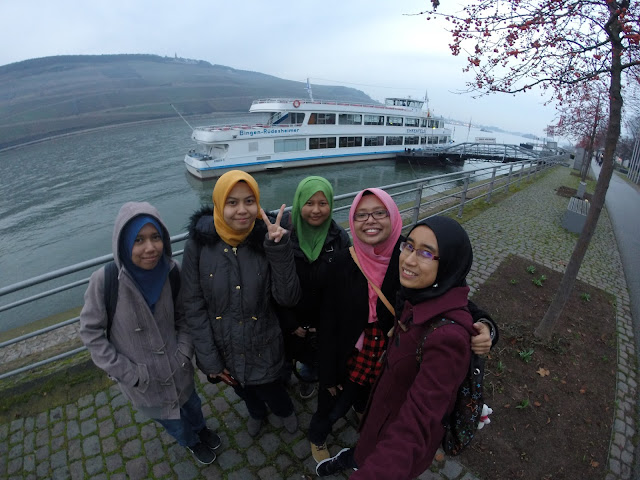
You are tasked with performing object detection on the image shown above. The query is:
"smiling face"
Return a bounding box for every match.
[223,181,259,232]
[131,223,164,270]
[300,191,331,226]
[399,225,439,289]
[353,194,392,246]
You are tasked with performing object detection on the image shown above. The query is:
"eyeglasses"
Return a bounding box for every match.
[353,210,389,222]
[399,242,440,261]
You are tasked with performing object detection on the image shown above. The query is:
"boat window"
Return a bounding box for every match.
[364,136,384,146]
[427,136,438,144]
[421,118,427,127]
[317,113,336,125]
[339,136,363,148]
[404,136,420,145]
[338,114,363,125]
[248,142,259,152]
[427,119,442,128]
[386,116,404,126]
[287,112,305,125]
[364,115,384,126]
[405,118,420,127]
[309,137,337,149]
[439,136,448,144]
[420,136,427,145]
[308,113,317,125]
[385,136,403,145]
[275,138,306,152]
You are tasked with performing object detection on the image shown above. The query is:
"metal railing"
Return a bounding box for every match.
[0,156,566,380]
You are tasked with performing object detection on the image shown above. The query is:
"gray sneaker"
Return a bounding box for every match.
[282,412,298,433]
[187,442,216,465]
[247,416,263,437]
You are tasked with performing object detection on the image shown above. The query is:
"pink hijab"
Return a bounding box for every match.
[349,188,402,348]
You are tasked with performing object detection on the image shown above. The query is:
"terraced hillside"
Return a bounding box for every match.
[0,54,373,149]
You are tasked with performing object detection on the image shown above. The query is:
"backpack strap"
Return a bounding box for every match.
[349,246,395,316]
[103,261,119,340]
[415,318,453,364]
[168,265,181,303]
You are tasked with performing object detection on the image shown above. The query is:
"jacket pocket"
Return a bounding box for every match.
[174,349,193,371]
[136,363,150,394]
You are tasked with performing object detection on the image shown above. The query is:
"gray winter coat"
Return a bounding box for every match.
[79,202,195,420]
[181,207,301,386]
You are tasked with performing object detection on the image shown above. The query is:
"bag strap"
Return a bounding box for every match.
[349,246,395,316]
[103,262,181,340]
[103,261,119,340]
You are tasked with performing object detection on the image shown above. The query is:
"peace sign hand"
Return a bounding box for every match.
[260,204,288,243]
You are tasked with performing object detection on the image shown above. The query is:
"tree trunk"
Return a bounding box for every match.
[535,19,623,339]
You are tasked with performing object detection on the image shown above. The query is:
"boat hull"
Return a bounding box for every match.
[184,150,399,179]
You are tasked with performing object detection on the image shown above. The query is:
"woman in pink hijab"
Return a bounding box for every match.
[308,188,497,464]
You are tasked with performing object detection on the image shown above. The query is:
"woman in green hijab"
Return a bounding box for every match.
[279,176,350,405]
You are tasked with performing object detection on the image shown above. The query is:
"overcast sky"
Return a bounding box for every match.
[1,0,560,137]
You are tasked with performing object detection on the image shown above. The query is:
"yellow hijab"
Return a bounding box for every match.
[212,170,261,247]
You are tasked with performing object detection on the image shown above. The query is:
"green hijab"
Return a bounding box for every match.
[292,176,334,262]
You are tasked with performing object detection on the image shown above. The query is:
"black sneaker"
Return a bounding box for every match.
[299,382,316,399]
[198,427,221,450]
[187,442,216,465]
[316,447,355,476]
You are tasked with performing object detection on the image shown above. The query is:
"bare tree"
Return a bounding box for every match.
[423,0,640,338]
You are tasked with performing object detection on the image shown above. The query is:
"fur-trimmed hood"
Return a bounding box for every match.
[186,205,271,250]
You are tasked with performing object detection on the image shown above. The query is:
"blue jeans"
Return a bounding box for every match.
[154,389,206,447]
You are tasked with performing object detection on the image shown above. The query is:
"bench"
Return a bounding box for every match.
[562,196,590,233]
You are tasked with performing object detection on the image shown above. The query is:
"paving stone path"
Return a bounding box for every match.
[0,164,636,479]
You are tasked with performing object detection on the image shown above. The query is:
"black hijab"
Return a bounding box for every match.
[399,216,473,305]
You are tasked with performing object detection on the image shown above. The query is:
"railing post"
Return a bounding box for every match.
[506,164,514,192]
[457,174,470,218]
[412,183,424,226]
[527,160,533,182]
[518,162,525,187]
[487,166,497,203]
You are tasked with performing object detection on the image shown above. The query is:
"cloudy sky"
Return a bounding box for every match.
[1,0,559,137]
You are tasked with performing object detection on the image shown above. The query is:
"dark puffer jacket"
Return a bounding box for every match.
[181,207,301,386]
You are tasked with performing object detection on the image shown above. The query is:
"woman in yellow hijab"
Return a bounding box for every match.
[182,170,301,437]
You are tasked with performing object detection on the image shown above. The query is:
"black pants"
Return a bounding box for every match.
[308,380,370,445]
[233,380,294,420]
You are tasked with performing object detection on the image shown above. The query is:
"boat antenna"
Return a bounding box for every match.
[423,89,429,112]
[170,103,194,131]
[305,78,314,101]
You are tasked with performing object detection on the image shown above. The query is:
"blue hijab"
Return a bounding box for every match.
[119,215,170,312]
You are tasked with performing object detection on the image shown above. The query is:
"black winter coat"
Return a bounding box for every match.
[277,214,351,364]
[181,207,301,386]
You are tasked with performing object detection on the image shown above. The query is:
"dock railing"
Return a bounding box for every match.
[0,155,567,380]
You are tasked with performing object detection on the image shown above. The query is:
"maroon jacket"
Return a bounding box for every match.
[352,286,473,480]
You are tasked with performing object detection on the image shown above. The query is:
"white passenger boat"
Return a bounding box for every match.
[184,95,452,179]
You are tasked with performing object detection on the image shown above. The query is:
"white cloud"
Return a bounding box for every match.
[0,0,558,135]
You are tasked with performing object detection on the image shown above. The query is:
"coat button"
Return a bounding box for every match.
[224,248,228,252]
[209,273,213,277]
[236,285,241,290]
[239,321,243,325]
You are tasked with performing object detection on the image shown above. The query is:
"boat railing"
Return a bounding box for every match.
[250,98,429,114]
[0,156,567,380]
[195,122,306,132]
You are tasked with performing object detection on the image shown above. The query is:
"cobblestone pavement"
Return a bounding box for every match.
[0,164,636,479]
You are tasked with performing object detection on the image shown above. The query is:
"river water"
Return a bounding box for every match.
[0,115,534,332]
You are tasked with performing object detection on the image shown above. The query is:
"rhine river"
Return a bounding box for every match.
[0,115,537,332]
